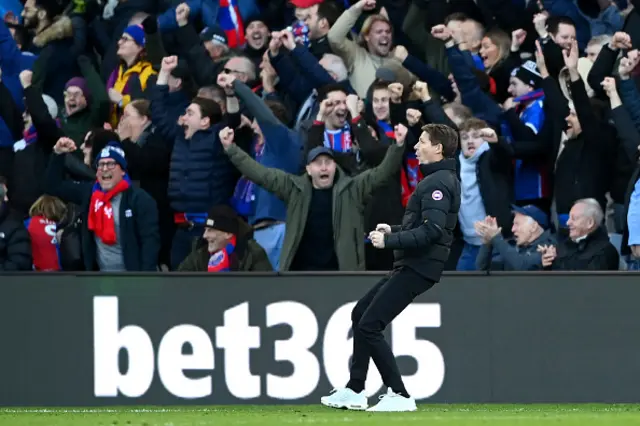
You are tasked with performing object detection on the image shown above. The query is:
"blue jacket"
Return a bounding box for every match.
[232,80,301,225]
[150,84,236,214]
[0,21,36,148]
[158,0,259,32]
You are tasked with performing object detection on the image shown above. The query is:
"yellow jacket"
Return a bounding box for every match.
[107,60,157,126]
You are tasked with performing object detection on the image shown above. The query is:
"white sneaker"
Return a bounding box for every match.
[320,388,368,410]
[366,389,417,412]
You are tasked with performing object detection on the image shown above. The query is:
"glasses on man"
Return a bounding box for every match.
[97,161,118,171]
[223,68,245,76]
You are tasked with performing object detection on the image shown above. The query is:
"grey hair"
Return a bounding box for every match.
[575,198,604,225]
[320,54,348,82]
[230,55,257,82]
[588,34,611,48]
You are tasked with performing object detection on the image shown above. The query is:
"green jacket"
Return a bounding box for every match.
[178,235,273,272]
[225,142,405,271]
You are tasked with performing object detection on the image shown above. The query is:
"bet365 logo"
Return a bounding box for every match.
[93,296,445,400]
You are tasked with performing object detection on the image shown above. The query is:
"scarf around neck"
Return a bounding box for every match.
[88,177,130,245]
[208,235,237,272]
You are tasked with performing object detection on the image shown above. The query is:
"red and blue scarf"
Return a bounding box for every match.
[218,0,245,48]
[324,125,352,152]
[88,177,130,245]
[378,120,422,207]
[208,235,237,272]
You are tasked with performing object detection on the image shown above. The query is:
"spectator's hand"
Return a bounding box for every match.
[406,108,422,126]
[479,127,498,143]
[19,70,32,88]
[618,50,640,80]
[631,245,640,258]
[108,88,123,104]
[449,74,461,103]
[369,230,385,248]
[280,30,296,51]
[610,31,632,51]
[219,126,235,149]
[540,245,556,267]
[412,80,430,102]
[533,12,549,38]
[176,3,190,27]
[53,137,76,155]
[393,123,408,146]
[563,40,579,71]
[511,29,527,52]
[217,73,236,95]
[260,53,278,93]
[346,94,360,117]
[503,97,516,110]
[535,40,549,78]
[269,31,283,55]
[388,82,403,103]
[393,45,408,62]
[161,55,179,73]
[117,117,132,141]
[355,0,377,12]
[601,77,619,98]
[431,24,453,42]
[375,223,392,234]
[317,98,335,121]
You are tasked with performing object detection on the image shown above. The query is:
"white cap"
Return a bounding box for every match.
[41,94,58,119]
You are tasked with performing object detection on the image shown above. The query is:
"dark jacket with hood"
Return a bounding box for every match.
[0,201,32,271]
[177,219,273,272]
[30,16,81,105]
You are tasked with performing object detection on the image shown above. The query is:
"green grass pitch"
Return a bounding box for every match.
[3,405,640,425]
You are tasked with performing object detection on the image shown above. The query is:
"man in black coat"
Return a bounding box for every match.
[0,182,32,271]
[321,124,460,413]
[45,138,160,271]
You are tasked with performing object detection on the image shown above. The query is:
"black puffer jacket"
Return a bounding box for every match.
[0,203,32,271]
[384,158,461,282]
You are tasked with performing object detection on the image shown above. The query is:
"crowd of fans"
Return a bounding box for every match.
[0,0,638,273]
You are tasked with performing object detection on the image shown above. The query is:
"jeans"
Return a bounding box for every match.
[347,267,434,396]
[253,223,286,271]
[456,242,481,271]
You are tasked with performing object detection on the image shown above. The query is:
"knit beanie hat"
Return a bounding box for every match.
[95,142,127,170]
[205,205,240,235]
[511,60,543,89]
[123,25,145,47]
[65,77,91,103]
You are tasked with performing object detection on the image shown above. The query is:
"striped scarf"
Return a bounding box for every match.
[324,125,352,152]
[208,235,237,272]
[218,0,245,48]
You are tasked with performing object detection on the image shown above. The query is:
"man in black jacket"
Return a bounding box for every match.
[321,124,460,412]
[0,181,32,271]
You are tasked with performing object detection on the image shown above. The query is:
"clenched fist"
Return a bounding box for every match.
[388,82,403,103]
[161,56,179,72]
[406,108,422,126]
[412,81,429,101]
[19,70,32,88]
[394,123,408,146]
[478,127,498,143]
[53,137,76,155]
[219,126,235,149]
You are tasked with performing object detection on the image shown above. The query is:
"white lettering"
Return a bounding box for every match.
[323,302,383,397]
[215,303,261,399]
[392,304,445,398]
[157,325,214,399]
[93,297,154,398]
[266,301,320,399]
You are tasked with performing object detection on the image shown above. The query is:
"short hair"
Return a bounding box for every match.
[370,80,391,94]
[192,97,223,125]
[265,100,289,125]
[29,195,67,222]
[227,55,257,81]
[574,198,604,226]
[548,16,576,35]
[421,124,459,158]
[443,103,473,121]
[462,19,485,43]
[444,12,469,24]
[320,53,348,82]
[459,117,489,133]
[198,85,225,103]
[317,83,348,102]
[317,1,342,27]
[128,99,150,119]
[588,34,611,48]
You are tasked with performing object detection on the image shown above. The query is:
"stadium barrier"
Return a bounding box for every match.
[1,271,640,406]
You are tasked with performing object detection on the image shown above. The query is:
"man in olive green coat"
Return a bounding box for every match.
[218,124,407,271]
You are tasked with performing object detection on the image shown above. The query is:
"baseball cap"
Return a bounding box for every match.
[512,204,549,230]
[200,26,228,46]
[307,146,334,164]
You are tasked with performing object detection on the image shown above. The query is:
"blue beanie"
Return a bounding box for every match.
[123,25,146,47]
[95,142,128,171]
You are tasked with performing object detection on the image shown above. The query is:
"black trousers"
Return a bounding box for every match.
[348,266,435,395]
